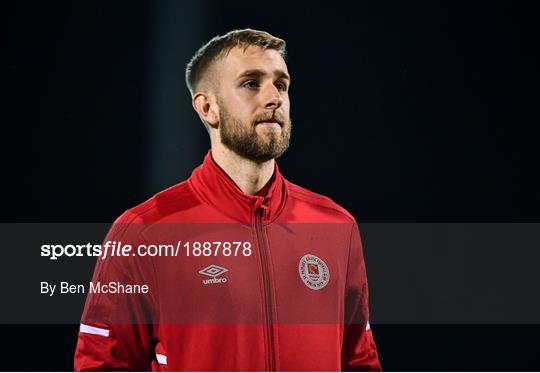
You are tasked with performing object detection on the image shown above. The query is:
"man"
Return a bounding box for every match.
[75,29,381,371]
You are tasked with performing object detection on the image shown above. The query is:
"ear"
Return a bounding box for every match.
[192,92,219,129]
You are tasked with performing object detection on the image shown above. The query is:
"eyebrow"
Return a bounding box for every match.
[236,68,291,83]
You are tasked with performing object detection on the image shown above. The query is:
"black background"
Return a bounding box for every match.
[5,1,540,370]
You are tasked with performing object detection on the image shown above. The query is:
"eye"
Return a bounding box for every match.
[242,80,259,89]
[275,81,288,91]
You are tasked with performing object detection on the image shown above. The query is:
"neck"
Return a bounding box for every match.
[211,146,275,196]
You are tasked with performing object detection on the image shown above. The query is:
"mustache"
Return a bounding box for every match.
[252,113,289,126]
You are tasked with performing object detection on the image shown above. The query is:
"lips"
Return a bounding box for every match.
[255,119,283,127]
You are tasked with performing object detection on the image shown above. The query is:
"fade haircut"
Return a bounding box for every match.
[185,29,286,96]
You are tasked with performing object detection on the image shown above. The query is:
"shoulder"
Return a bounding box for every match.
[112,180,201,229]
[284,180,356,224]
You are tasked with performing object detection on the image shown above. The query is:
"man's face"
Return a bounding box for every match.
[214,45,292,163]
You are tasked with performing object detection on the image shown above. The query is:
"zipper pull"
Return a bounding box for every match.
[254,197,270,220]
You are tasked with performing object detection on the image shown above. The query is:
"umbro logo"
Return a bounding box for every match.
[198,265,228,285]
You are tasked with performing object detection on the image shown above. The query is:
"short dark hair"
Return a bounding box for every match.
[185,29,286,95]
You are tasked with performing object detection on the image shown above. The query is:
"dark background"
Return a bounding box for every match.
[5,1,540,370]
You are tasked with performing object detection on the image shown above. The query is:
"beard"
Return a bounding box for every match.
[218,101,292,163]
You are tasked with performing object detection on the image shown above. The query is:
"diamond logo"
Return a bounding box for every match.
[198,265,228,278]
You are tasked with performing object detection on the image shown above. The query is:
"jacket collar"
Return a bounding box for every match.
[189,150,287,224]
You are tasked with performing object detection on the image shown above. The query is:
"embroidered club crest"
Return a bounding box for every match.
[299,254,330,290]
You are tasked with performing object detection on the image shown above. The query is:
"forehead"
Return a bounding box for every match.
[216,45,289,79]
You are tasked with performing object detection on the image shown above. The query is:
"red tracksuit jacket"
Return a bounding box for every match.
[74,151,381,371]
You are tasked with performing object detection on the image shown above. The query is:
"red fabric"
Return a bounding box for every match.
[74,151,381,371]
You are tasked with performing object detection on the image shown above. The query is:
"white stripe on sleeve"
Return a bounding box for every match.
[156,354,167,365]
[80,323,110,337]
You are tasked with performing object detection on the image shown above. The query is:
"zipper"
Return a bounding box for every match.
[254,202,277,371]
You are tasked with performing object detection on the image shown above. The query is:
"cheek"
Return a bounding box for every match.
[227,92,257,112]
[222,103,253,125]
[281,98,291,114]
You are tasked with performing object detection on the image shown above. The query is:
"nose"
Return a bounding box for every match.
[262,82,283,110]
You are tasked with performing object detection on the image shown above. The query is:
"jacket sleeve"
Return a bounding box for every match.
[341,223,381,371]
[74,214,158,371]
